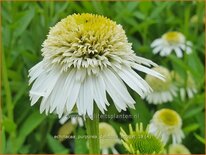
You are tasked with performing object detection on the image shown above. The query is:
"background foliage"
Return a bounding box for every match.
[1,1,205,154]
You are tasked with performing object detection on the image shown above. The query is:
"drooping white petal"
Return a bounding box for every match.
[28,61,44,84]
[59,115,69,124]
[77,117,84,127]
[152,45,163,54]
[77,76,94,118]
[132,63,164,80]
[174,47,183,58]
[102,68,135,111]
[102,148,109,154]
[65,70,81,114]
[30,67,60,106]
[117,67,146,97]
[92,75,108,113]
[134,56,157,67]
[151,38,163,47]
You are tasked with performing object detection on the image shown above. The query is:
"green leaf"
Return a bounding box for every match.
[183,123,199,134]
[0,127,6,153]
[18,110,45,137]
[47,134,69,153]
[2,118,16,133]
[12,110,46,152]
[183,105,204,119]
[194,133,205,144]
[13,7,35,38]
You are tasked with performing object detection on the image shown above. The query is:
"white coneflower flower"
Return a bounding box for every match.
[120,123,165,154]
[144,66,177,104]
[149,109,184,144]
[99,122,120,154]
[151,31,192,58]
[168,144,191,154]
[29,13,163,119]
[172,71,197,100]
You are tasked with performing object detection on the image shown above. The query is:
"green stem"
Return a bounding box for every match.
[2,48,13,121]
[85,105,100,154]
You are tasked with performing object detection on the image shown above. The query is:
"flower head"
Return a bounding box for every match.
[99,122,120,154]
[29,13,163,119]
[149,109,184,144]
[144,66,177,104]
[172,71,197,100]
[151,31,192,58]
[120,123,165,154]
[168,144,191,154]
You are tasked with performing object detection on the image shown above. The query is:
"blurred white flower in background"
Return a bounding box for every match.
[98,122,120,154]
[149,108,184,144]
[168,144,191,154]
[28,13,163,119]
[151,31,192,58]
[144,66,177,104]
[172,71,197,101]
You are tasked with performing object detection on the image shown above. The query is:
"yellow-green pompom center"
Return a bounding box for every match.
[42,13,131,72]
[156,109,181,126]
[145,66,172,91]
[162,32,185,44]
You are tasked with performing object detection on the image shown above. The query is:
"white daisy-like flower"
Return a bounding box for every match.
[168,144,191,154]
[29,13,163,119]
[149,108,184,144]
[151,31,192,58]
[172,71,197,100]
[144,66,177,104]
[99,122,120,154]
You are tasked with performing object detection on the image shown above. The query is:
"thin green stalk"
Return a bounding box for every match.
[2,48,13,121]
[85,105,100,154]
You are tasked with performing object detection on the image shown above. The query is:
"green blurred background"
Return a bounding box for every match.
[1,1,205,154]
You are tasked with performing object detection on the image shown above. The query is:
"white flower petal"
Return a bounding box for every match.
[65,70,81,114]
[92,75,108,113]
[59,115,69,124]
[134,56,157,67]
[102,148,109,154]
[152,45,163,54]
[103,68,135,111]
[151,38,163,47]
[28,61,44,85]
[132,63,164,81]
[174,47,183,58]
[30,68,60,106]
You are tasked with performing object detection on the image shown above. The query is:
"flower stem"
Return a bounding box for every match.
[85,105,100,154]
